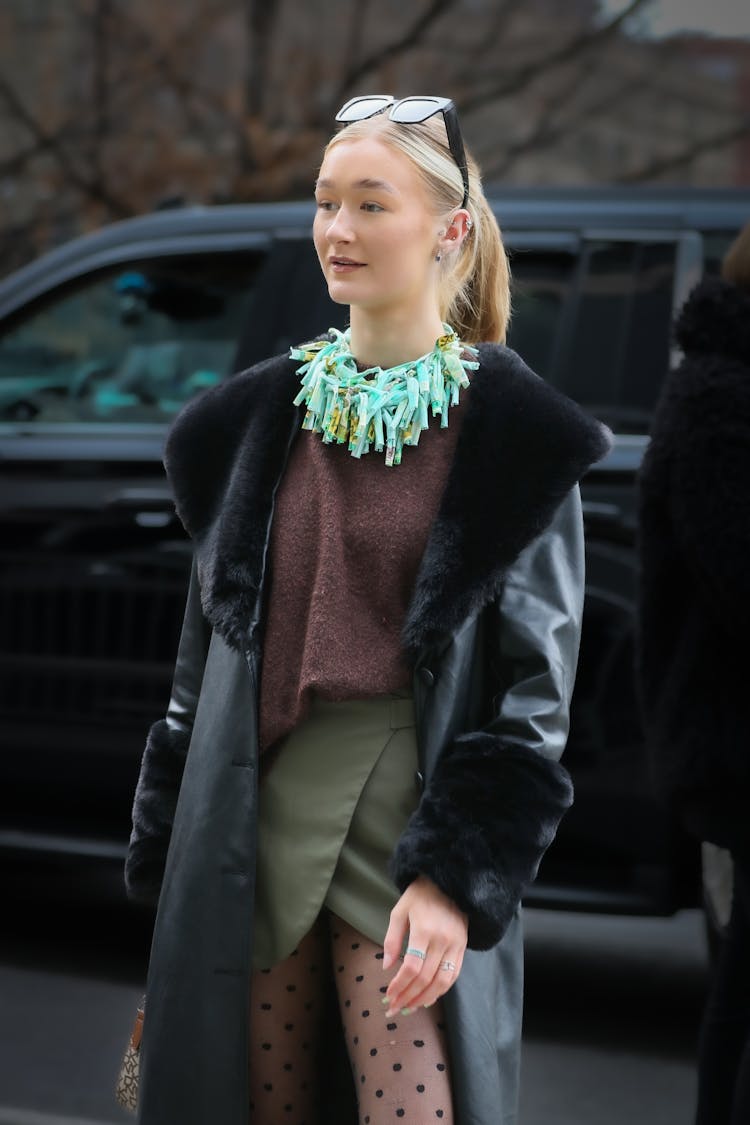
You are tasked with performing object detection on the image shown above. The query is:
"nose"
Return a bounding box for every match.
[326,207,353,244]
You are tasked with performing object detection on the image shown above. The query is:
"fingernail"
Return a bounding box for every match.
[385,1008,395,1018]
[382,954,392,971]
[400,1007,413,1016]
[381,997,389,1005]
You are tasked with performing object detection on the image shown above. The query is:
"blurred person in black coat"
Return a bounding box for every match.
[636,220,750,1125]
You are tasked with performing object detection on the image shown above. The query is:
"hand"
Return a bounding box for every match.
[382,875,468,1016]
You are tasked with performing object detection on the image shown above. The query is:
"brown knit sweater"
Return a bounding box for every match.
[259,390,469,752]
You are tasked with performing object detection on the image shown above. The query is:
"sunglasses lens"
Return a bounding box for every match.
[389,96,448,123]
[335,96,394,122]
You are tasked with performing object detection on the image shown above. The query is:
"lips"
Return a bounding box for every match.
[330,257,365,271]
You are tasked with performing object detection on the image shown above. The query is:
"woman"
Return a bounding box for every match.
[636,220,750,1125]
[125,95,611,1125]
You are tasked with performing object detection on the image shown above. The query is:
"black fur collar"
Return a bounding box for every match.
[676,276,750,363]
[164,344,611,657]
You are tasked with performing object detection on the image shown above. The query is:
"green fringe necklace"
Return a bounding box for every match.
[290,325,479,467]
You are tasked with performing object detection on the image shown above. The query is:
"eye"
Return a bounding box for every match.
[315,198,337,211]
[362,202,385,213]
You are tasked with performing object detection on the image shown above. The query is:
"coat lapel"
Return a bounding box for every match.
[163,345,611,657]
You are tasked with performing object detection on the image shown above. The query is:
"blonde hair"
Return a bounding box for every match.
[721,219,750,292]
[323,113,510,344]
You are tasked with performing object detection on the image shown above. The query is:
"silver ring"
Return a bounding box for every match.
[405,947,427,961]
[439,960,456,973]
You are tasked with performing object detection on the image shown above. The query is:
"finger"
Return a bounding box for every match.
[391,947,445,1013]
[382,902,409,972]
[409,948,464,1010]
[385,937,431,1014]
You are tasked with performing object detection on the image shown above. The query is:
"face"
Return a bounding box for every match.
[313,136,441,318]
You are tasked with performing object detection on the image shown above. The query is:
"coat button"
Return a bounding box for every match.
[419,667,435,687]
[415,770,425,792]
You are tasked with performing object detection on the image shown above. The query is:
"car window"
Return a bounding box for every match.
[553,239,678,433]
[0,252,267,424]
[506,250,577,380]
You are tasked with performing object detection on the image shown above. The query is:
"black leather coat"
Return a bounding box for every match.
[125,342,611,1124]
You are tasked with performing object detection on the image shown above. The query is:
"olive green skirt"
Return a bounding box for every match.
[252,693,419,970]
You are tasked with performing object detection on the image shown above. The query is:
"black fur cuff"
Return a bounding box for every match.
[390,733,574,950]
[124,718,191,905]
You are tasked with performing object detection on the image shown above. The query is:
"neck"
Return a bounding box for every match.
[348,305,446,369]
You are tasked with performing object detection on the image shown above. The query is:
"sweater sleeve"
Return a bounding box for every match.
[390,487,583,949]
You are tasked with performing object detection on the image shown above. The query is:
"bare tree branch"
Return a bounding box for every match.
[244,0,282,118]
[0,73,132,216]
[454,0,525,89]
[618,118,750,181]
[461,0,654,115]
[343,0,372,67]
[332,0,458,106]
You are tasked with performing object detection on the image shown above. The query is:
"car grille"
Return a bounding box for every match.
[0,559,187,726]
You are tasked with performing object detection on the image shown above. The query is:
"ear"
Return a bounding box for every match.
[437,209,473,258]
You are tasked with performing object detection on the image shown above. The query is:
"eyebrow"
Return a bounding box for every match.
[315,177,398,194]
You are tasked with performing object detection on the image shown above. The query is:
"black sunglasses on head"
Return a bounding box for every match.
[335,95,469,211]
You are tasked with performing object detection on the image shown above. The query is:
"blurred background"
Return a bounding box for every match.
[0,2,748,1123]
[1,0,748,276]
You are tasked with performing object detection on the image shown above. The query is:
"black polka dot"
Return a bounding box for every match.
[379,985,387,994]
[353,1036,359,1045]
[417,1084,425,1093]
[375,952,384,960]
[414,1039,425,1047]
[360,1074,366,1084]
[437,1112,444,1119]
[304,1002,313,1011]
[337,965,344,973]
[397,1111,405,1118]
[351,942,360,949]
[263,1083,273,1091]
[262,1043,271,1050]
[393,1063,402,1071]
[436,1063,446,1072]
[284,1106,292,1113]
[356,974,364,982]
[345,1000,351,1008]
[261,1002,272,1010]
[370,1048,378,1056]
[437,1021,445,1030]
[260,967,271,974]
[283,1063,292,1071]
[365,1118,371,1124]
[387,1022,397,1031]
[284,1023,293,1031]
[301,1082,309,1091]
[291,949,299,957]
[362,1009,370,1017]
[286,984,296,992]
[333,931,341,939]
[376,1090,384,1098]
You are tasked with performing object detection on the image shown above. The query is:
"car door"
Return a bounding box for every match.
[0,244,285,856]
[511,229,704,913]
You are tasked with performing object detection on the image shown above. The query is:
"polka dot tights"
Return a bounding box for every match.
[248,911,453,1125]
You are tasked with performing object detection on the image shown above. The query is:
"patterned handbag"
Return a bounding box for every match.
[115,997,145,1113]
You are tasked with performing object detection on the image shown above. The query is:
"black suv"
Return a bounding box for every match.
[1,187,748,914]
